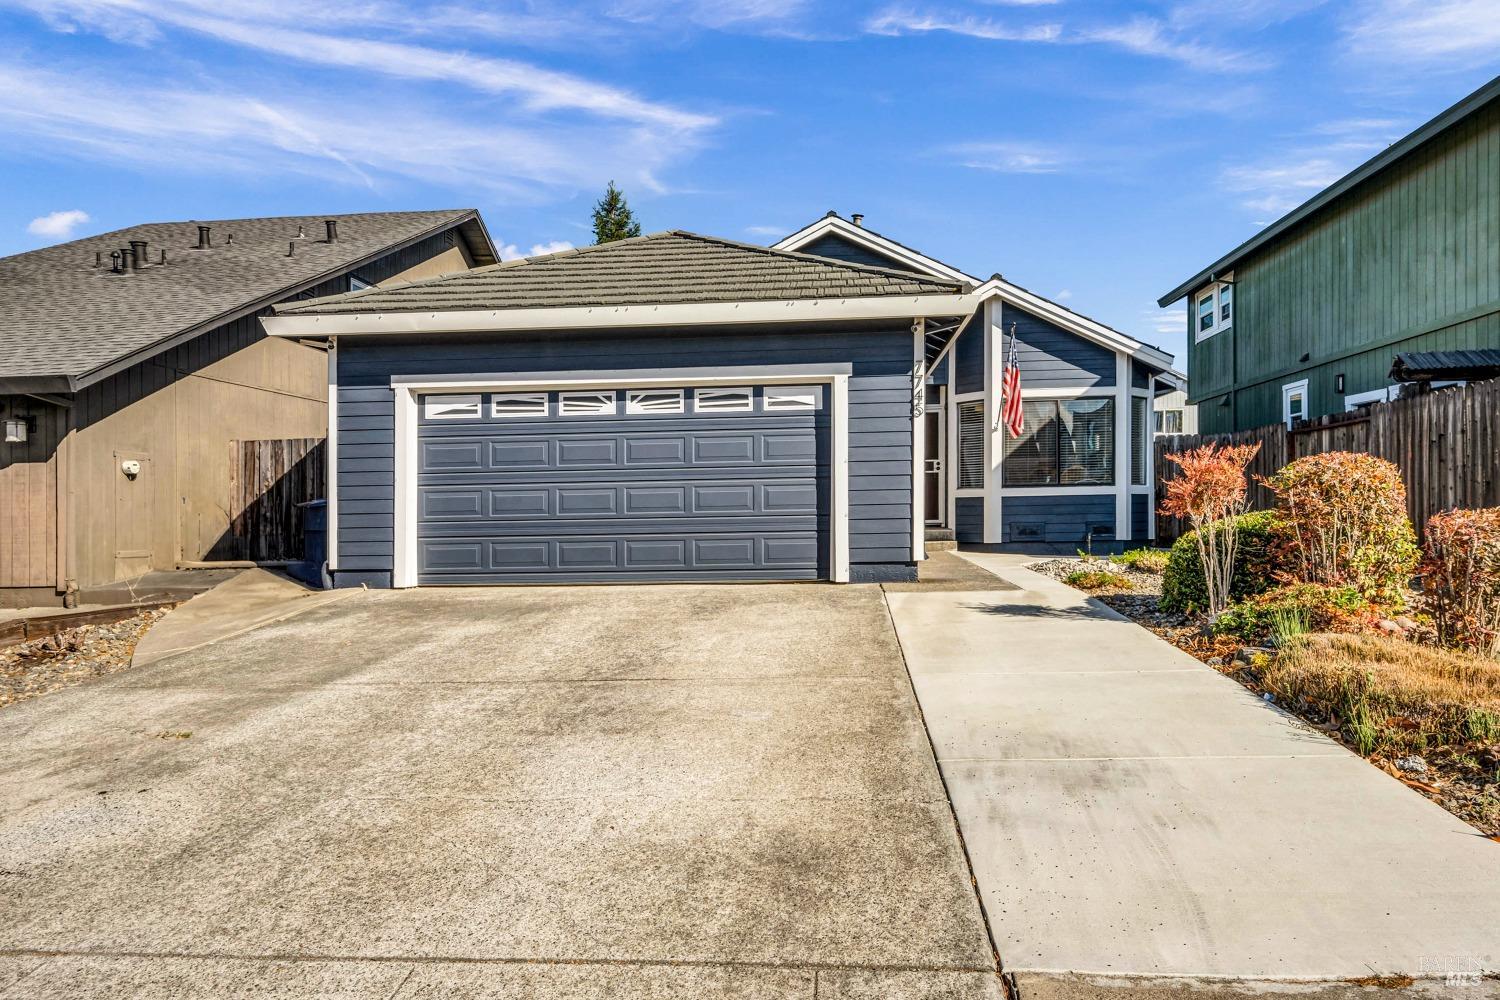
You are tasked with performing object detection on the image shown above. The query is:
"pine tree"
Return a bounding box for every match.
[591,181,642,244]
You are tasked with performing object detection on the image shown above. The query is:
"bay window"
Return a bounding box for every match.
[1003,398,1115,487]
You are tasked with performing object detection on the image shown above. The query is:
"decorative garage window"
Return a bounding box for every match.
[694,387,753,412]
[424,394,482,419]
[957,400,985,490]
[1004,398,1114,487]
[490,393,548,418]
[626,389,685,414]
[763,386,819,411]
[559,391,616,416]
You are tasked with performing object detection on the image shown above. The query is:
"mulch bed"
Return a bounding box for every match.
[1029,556,1500,837]
[0,609,171,710]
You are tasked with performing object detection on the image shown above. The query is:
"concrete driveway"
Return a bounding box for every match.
[0,585,997,999]
[887,552,1500,983]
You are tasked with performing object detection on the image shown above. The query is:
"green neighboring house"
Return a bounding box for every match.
[1159,75,1500,434]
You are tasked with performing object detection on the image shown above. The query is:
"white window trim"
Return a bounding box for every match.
[1194,277,1233,343]
[349,275,373,292]
[1344,386,1395,410]
[491,392,549,418]
[423,394,482,419]
[391,370,851,587]
[557,390,616,416]
[763,385,821,411]
[693,387,753,412]
[626,388,685,414]
[1282,379,1309,428]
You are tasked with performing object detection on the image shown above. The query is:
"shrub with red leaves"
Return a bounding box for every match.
[1421,507,1500,657]
[1159,442,1261,616]
[1262,451,1418,604]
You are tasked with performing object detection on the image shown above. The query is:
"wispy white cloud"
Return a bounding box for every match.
[1055,288,1073,301]
[498,238,576,261]
[1142,306,1185,339]
[745,224,789,237]
[944,140,1069,174]
[865,6,1269,70]
[0,60,697,198]
[27,208,91,239]
[1221,157,1346,217]
[866,8,1060,42]
[1343,0,1500,67]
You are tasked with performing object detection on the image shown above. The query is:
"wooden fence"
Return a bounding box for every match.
[1154,379,1500,543]
[219,438,325,562]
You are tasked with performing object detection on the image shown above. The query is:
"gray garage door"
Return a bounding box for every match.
[416,384,830,584]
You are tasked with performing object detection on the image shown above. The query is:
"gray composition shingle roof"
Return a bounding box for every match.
[0,209,491,389]
[275,231,968,316]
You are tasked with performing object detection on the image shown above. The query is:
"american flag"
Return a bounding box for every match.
[1000,323,1024,438]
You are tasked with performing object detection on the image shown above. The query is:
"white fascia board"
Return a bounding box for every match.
[971,279,1177,371]
[261,293,981,340]
[773,217,979,284]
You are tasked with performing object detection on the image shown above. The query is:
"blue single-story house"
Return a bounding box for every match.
[775,213,1177,551]
[262,220,1175,588]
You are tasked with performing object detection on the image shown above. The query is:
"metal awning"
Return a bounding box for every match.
[1390,350,1500,382]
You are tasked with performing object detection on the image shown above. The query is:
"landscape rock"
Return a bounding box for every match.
[1394,755,1429,775]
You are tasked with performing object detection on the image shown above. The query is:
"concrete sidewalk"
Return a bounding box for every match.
[886,552,1500,980]
[132,568,351,667]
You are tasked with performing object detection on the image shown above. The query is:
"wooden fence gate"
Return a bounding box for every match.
[222,438,325,562]
[1154,379,1500,543]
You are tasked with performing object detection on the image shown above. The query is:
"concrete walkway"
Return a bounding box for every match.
[886,552,1500,981]
[132,568,352,667]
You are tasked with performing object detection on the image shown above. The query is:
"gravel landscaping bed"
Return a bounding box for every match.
[1029,556,1500,838]
[1,609,171,709]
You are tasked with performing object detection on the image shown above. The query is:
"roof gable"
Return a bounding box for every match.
[0,209,491,390]
[774,214,976,283]
[276,230,966,316]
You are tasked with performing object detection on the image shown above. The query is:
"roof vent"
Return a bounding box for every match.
[118,247,136,275]
[296,224,306,239]
[287,240,297,257]
[94,250,103,268]
[851,213,864,227]
[324,219,338,243]
[130,239,149,268]
[194,225,211,250]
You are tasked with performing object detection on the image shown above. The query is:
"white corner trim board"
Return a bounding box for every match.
[263,293,982,339]
[389,369,853,588]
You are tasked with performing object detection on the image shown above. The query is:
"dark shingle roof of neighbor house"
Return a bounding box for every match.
[1158,73,1500,306]
[0,209,495,391]
[1390,349,1500,382]
[275,230,968,316]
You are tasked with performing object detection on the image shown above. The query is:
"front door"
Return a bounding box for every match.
[923,408,944,525]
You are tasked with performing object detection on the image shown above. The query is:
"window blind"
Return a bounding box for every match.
[1130,396,1147,485]
[958,400,986,489]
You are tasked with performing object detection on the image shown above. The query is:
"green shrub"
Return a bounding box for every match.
[1160,510,1283,614]
[1109,548,1169,573]
[1064,568,1132,591]
[1212,583,1371,643]
[1263,451,1419,603]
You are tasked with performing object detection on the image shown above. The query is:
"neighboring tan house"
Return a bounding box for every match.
[1152,372,1197,436]
[776,214,1178,549]
[261,223,1177,595]
[0,210,495,606]
[1158,74,1499,434]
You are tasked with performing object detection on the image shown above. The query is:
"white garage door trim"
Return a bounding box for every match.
[391,367,851,587]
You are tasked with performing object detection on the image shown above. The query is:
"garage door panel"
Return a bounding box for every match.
[417,386,831,583]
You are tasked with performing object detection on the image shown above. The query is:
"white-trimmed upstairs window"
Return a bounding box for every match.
[491,393,547,418]
[763,386,819,411]
[694,387,753,412]
[626,389,684,414]
[1195,278,1233,341]
[424,394,481,420]
[559,391,616,416]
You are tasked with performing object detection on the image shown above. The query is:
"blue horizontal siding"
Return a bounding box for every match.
[1131,493,1150,540]
[955,497,984,544]
[954,314,985,395]
[1007,306,1115,388]
[1002,494,1116,544]
[335,323,917,582]
[799,233,909,270]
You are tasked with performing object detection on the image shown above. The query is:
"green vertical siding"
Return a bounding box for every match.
[1187,99,1499,430]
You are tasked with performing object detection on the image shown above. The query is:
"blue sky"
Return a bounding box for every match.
[1,1,1497,364]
